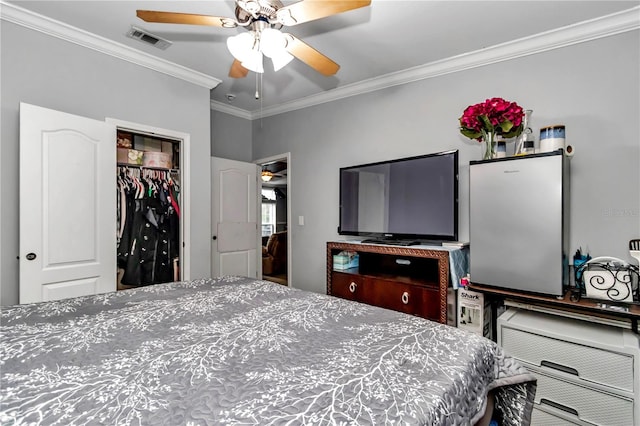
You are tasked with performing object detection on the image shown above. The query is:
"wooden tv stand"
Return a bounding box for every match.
[326,241,449,324]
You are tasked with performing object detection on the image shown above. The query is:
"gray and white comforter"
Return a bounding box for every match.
[0,276,536,425]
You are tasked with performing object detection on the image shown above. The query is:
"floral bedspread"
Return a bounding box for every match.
[0,276,535,425]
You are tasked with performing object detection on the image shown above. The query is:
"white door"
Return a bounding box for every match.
[20,103,116,303]
[211,157,260,278]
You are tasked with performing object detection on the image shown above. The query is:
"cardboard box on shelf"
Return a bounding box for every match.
[142,151,172,169]
[117,148,143,165]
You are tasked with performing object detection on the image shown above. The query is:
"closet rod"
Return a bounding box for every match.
[117,163,179,173]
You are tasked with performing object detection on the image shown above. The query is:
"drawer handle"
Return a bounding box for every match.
[540,360,579,376]
[401,292,409,304]
[349,282,357,293]
[540,398,579,417]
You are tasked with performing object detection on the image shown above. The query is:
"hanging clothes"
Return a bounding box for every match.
[117,166,180,287]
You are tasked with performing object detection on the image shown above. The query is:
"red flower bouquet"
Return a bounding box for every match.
[459,97,525,142]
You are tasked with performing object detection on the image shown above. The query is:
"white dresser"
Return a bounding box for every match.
[498,308,640,425]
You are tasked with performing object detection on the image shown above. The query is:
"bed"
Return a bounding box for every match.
[0,276,536,425]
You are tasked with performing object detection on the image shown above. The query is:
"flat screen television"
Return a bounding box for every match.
[338,150,458,245]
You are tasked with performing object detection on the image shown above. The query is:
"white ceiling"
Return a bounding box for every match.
[5,1,639,115]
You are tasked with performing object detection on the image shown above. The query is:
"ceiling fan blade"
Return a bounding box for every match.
[136,10,236,28]
[277,0,371,26]
[284,34,339,76]
[229,59,249,78]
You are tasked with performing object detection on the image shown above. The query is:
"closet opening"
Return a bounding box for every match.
[115,129,184,291]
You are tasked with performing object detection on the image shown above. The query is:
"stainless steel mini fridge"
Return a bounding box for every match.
[469,151,569,296]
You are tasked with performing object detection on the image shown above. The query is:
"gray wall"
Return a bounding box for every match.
[1,22,213,305]
[211,110,253,162]
[252,31,640,294]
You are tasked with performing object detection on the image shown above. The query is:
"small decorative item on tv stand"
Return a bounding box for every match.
[574,256,639,303]
[332,251,359,271]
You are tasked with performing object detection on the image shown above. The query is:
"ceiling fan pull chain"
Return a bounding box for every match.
[255,72,260,99]
[260,72,264,127]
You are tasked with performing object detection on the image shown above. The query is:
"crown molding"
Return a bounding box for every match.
[0,1,222,90]
[213,5,639,120]
[210,100,253,120]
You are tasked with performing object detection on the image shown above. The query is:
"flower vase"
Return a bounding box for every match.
[482,131,496,160]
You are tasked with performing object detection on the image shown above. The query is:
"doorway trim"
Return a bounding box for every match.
[255,152,291,287]
[106,117,191,281]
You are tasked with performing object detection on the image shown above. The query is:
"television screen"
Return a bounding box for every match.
[338,150,458,243]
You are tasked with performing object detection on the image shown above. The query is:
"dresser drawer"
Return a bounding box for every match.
[532,406,584,425]
[529,367,634,426]
[501,326,634,392]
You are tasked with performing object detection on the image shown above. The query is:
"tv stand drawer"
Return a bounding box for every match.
[330,273,440,320]
[331,272,364,302]
[361,277,440,321]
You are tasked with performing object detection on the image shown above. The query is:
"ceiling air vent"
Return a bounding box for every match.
[126,26,172,50]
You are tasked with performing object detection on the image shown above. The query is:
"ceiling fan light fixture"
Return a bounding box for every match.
[260,28,293,71]
[228,27,293,74]
[226,32,253,61]
[241,50,264,73]
[260,28,285,55]
[261,171,274,182]
[227,32,264,73]
[270,50,294,72]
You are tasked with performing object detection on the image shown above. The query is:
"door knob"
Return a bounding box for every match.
[26,253,37,261]
[212,235,217,240]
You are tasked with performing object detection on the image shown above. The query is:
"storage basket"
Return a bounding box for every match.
[576,257,639,303]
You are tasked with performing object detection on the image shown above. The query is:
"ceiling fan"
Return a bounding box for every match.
[136,0,371,78]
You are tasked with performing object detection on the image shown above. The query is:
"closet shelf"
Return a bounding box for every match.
[117,163,179,173]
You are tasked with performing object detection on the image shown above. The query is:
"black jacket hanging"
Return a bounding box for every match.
[117,170,180,287]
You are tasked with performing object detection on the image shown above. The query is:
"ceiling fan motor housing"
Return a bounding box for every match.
[235,0,285,26]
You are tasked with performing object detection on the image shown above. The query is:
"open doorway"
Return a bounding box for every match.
[256,153,290,286]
